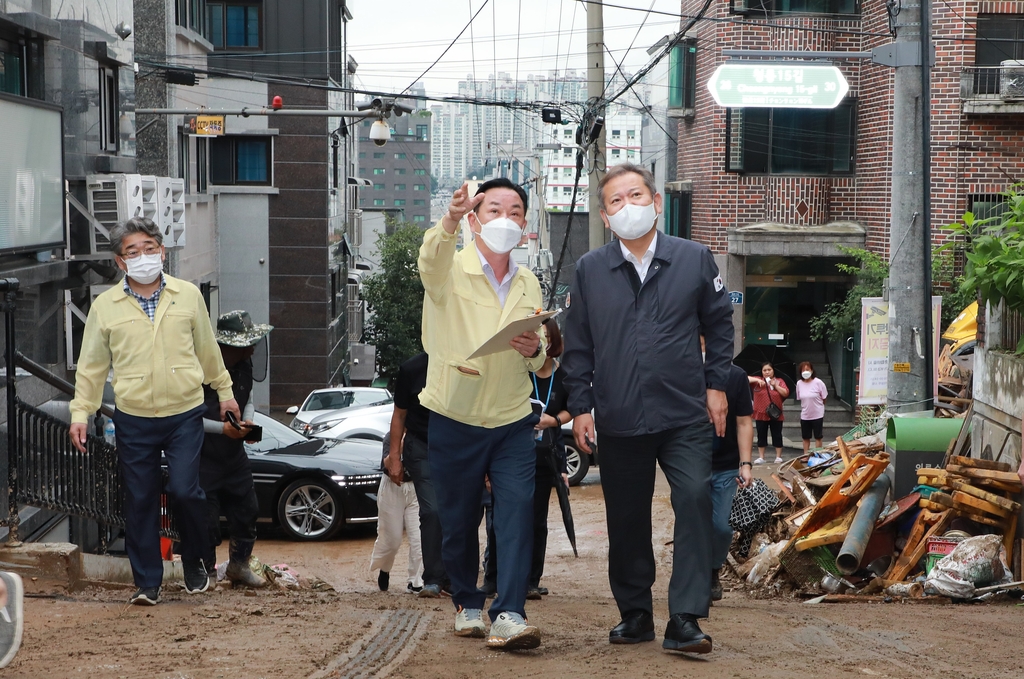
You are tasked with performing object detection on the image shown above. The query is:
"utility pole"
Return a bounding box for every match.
[886,0,934,412]
[586,0,607,251]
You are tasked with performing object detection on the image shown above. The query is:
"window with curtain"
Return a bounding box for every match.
[207,1,261,49]
[210,136,271,185]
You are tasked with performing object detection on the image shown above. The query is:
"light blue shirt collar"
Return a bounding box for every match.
[476,245,518,307]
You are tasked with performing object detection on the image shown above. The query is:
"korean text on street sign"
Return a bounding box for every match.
[186,115,225,135]
[857,297,941,405]
[706,64,850,109]
[729,291,744,305]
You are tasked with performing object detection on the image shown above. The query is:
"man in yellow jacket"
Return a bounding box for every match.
[69,217,239,605]
[418,178,546,650]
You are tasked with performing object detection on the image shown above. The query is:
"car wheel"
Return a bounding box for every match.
[564,440,590,486]
[276,478,344,541]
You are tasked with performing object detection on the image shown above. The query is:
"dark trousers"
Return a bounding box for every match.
[201,467,259,569]
[600,422,714,619]
[113,405,209,588]
[429,412,536,621]
[484,465,555,590]
[403,434,447,588]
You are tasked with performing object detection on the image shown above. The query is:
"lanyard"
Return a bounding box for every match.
[532,372,554,413]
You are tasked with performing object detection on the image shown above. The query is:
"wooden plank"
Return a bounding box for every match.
[950,455,1012,472]
[786,470,818,507]
[929,491,955,508]
[949,480,1021,513]
[836,437,852,469]
[886,510,953,582]
[951,490,1013,518]
[955,509,1005,529]
[941,402,974,468]
[918,499,947,512]
[787,453,891,544]
[795,511,856,551]
[945,465,1021,485]
[917,469,950,487]
[975,477,1024,494]
[771,473,798,505]
[1003,514,1017,565]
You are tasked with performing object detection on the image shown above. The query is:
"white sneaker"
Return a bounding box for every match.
[485,611,541,650]
[753,458,765,465]
[774,457,784,464]
[454,606,487,638]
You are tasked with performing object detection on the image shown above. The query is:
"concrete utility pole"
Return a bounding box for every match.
[586,0,607,251]
[886,0,934,411]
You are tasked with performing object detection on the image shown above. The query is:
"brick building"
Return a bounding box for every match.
[675,0,1024,406]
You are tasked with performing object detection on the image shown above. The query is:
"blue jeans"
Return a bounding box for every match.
[428,412,537,621]
[710,469,739,570]
[113,405,209,588]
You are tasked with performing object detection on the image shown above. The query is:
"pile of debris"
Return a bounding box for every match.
[730,419,1023,603]
[936,344,973,417]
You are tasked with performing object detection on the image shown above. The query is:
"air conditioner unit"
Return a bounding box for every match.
[1000,60,1024,100]
[140,175,158,223]
[156,177,186,247]
[347,208,363,247]
[85,174,145,253]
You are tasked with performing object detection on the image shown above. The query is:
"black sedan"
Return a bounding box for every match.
[244,413,383,541]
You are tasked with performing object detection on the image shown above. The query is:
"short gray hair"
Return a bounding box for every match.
[598,163,658,211]
[109,217,162,255]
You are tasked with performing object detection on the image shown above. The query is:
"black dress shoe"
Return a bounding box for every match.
[609,610,655,644]
[662,613,712,654]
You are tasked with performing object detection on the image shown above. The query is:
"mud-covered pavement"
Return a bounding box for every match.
[7,467,1024,678]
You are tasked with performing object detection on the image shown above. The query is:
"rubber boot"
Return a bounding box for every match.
[225,539,266,588]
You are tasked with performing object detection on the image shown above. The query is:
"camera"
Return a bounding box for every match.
[369,119,391,147]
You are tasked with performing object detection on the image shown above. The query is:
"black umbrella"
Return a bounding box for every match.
[544,432,578,557]
[733,344,798,400]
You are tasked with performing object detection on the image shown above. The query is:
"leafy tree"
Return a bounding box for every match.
[943,184,1024,352]
[361,222,425,382]
[809,245,972,344]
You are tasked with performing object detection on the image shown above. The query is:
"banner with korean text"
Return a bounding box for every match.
[857,297,941,405]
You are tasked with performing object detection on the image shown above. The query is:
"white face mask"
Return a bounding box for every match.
[801,371,813,380]
[477,217,524,255]
[606,201,657,241]
[125,252,164,285]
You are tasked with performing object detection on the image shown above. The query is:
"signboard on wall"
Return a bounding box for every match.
[186,115,225,135]
[0,93,65,255]
[706,63,849,109]
[857,297,941,405]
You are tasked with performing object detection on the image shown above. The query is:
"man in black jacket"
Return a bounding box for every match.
[561,163,734,654]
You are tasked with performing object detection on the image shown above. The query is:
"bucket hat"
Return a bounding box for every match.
[214,310,273,347]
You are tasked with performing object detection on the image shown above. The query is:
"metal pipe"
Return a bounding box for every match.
[722,49,872,59]
[13,352,113,419]
[2,278,20,543]
[836,474,891,575]
[135,107,376,117]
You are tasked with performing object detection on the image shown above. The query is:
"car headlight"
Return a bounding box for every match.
[331,473,381,488]
[306,417,348,437]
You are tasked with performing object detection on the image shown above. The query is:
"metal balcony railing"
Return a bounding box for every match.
[960,66,1024,100]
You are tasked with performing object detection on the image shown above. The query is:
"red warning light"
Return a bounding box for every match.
[271,95,283,110]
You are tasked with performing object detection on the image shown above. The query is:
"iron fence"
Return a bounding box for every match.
[960,66,1024,100]
[1000,308,1024,353]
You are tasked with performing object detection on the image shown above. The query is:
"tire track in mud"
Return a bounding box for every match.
[311,608,434,679]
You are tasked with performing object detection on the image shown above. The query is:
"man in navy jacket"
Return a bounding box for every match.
[562,163,734,654]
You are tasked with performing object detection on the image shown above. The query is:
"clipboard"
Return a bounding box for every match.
[467,309,561,360]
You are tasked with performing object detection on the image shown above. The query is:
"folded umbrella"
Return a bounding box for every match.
[546,435,578,557]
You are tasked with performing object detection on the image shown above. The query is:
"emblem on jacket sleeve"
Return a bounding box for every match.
[713,275,724,292]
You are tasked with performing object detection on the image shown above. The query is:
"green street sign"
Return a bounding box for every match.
[706,63,849,109]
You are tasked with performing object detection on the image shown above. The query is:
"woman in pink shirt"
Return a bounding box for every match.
[795,361,828,454]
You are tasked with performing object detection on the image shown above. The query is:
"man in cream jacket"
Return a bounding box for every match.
[69,217,239,605]
[418,178,546,650]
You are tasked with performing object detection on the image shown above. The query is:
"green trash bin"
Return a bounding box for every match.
[885,417,963,498]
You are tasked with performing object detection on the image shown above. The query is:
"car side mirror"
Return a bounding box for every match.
[286,406,298,415]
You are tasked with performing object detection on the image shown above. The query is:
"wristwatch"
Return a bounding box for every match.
[739,461,753,468]
[529,343,542,359]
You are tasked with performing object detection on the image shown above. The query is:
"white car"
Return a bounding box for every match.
[309,403,395,442]
[287,387,392,437]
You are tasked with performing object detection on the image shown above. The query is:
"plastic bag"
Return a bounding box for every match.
[746,540,787,586]
[924,534,1011,598]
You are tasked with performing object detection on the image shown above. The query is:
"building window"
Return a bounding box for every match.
[210,136,271,184]
[358,151,366,159]
[413,184,425,191]
[414,199,426,206]
[358,167,367,176]
[373,199,385,206]
[414,153,427,160]
[373,168,386,175]
[974,15,1024,94]
[563,187,572,194]
[395,168,407,175]
[373,183,384,190]
[726,101,855,175]
[413,215,426,222]
[176,0,207,34]
[395,199,406,206]
[394,152,406,159]
[99,66,119,153]
[731,0,857,17]
[668,38,697,112]
[207,2,261,49]
[663,191,692,239]
[394,183,406,190]
[416,124,428,140]
[0,38,23,95]
[363,120,372,128]
[414,168,427,175]
[968,194,1007,222]
[611,149,621,157]
[373,152,385,158]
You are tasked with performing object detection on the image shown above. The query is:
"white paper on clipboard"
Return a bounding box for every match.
[467,309,561,360]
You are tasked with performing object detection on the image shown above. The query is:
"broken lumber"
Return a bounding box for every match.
[945,465,1021,485]
[885,510,952,582]
[950,456,1011,472]
[951,490,1012,518]
[949,480,1021,513]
